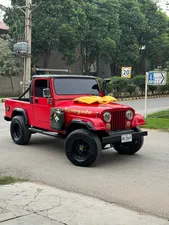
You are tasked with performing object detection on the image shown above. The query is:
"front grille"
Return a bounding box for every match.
[111,110,126,130]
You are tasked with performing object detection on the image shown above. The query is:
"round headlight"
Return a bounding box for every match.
[103,112,111,122]
[126,110,133,120]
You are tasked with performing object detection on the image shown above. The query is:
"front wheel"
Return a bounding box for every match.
[65,129,102,167]
[114,127,144,155]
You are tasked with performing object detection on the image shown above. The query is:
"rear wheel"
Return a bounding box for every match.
[113,127,144,155]
[10,116,31,145]
[65,129,102,167]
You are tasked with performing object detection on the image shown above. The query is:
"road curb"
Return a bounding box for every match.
[0,97,15,103]
[0,99,6,103]
[0,94,169,103]
[117,94,169,101]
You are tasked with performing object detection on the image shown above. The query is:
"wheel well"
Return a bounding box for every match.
[12,110,28,124]
[12,111,23,118]
[96,131,109,141]
[65,123,108,140]
[66,123,88,136]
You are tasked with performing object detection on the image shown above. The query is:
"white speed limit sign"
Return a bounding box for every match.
[121,67,132,78]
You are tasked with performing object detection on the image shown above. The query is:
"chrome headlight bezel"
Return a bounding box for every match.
[126,110,133,120]
[103,112,112,123]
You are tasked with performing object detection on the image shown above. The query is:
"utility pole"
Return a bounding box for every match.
[24,0,32,97]
[1,1,40,97]
[14,0,40,97]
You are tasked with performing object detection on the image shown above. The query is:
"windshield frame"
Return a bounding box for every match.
[53,77,100,96]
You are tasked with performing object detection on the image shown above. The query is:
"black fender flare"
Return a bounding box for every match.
[66,119,95,134]
[12,108,28,124]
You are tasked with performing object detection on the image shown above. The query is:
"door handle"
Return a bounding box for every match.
[35,98,38,104]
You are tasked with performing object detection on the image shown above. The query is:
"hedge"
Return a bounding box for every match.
[97,73,169,98]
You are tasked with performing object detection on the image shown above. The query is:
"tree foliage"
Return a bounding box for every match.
[81,0,120,73]
[0,35,23,93]
[108,0,147,76]
[5,0,87,67]
[4,0,169,75]
[138,0,169,70]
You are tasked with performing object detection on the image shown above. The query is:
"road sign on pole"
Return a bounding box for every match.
[144,71,167,118]
[145,72,148,118]
[121,67,132,79]
[148,71,166,86]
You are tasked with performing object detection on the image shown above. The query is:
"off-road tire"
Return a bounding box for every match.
[10,116,31,145]
[65,129,102,167]
[114,127,144,155]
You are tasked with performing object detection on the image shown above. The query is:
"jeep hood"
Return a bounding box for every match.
[56,100,134,114]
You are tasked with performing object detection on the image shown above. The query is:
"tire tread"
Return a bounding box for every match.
[65,129,102,167]
[10,115,31,145]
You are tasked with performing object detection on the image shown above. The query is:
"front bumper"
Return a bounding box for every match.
[102,129,148,144]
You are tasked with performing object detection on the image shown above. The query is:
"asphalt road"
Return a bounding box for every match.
[1,98,169,219]
[122,97,169,115]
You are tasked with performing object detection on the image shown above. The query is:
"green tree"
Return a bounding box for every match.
[137,0,169,71]
[105,0,147,76]
[4,0,87,67]
[0,35,23,94]
[81,0,120,73]
[5,0,169,76]
[146,32,169,68]
[5,0,120,72]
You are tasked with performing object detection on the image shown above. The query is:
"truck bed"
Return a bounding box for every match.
[4,98,34,125]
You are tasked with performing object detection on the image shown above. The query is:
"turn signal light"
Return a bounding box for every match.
[106,123,111,130]
[126,121,131,128]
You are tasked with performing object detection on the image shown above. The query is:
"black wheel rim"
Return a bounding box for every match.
[13,123,21,140]
[72,139,90,162]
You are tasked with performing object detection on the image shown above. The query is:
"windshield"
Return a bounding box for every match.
[54,77,100,95]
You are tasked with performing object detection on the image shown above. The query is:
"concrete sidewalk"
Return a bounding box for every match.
[0,182,168,225]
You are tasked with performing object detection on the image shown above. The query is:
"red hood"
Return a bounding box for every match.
[55,100,134,114]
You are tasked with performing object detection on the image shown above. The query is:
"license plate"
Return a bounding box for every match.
[121,134,132,143]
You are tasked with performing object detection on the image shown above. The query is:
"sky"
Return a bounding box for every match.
[0,0,11,20]
[0,0,11,7]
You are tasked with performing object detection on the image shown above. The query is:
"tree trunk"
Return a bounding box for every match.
[81,55,89,74]
[8,76,14,96]
[44,50,51,68]
[81,43,92,75]
[81,43,84,74]
[84,60,89,74]
[110,63,116,76]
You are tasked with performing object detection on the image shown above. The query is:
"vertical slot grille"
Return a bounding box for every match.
[111,110,126,130]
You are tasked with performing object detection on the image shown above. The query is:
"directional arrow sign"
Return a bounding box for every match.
[148,71,167,86]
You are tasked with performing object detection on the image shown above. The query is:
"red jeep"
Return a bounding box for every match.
[4,72,148,167]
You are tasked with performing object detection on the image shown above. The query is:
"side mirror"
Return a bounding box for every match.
[43,88,51,98]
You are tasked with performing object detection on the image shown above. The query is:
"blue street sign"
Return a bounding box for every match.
[148,71,166,85]
[148,72,154,84]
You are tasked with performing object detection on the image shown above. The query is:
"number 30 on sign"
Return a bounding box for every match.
[121,67,132,79]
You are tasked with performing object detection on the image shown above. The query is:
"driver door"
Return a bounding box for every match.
[33,78,54,130]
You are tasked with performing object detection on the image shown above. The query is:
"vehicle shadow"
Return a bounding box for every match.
[29,135,64,152]
[98,149,145,167]
[27,135,145,168]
